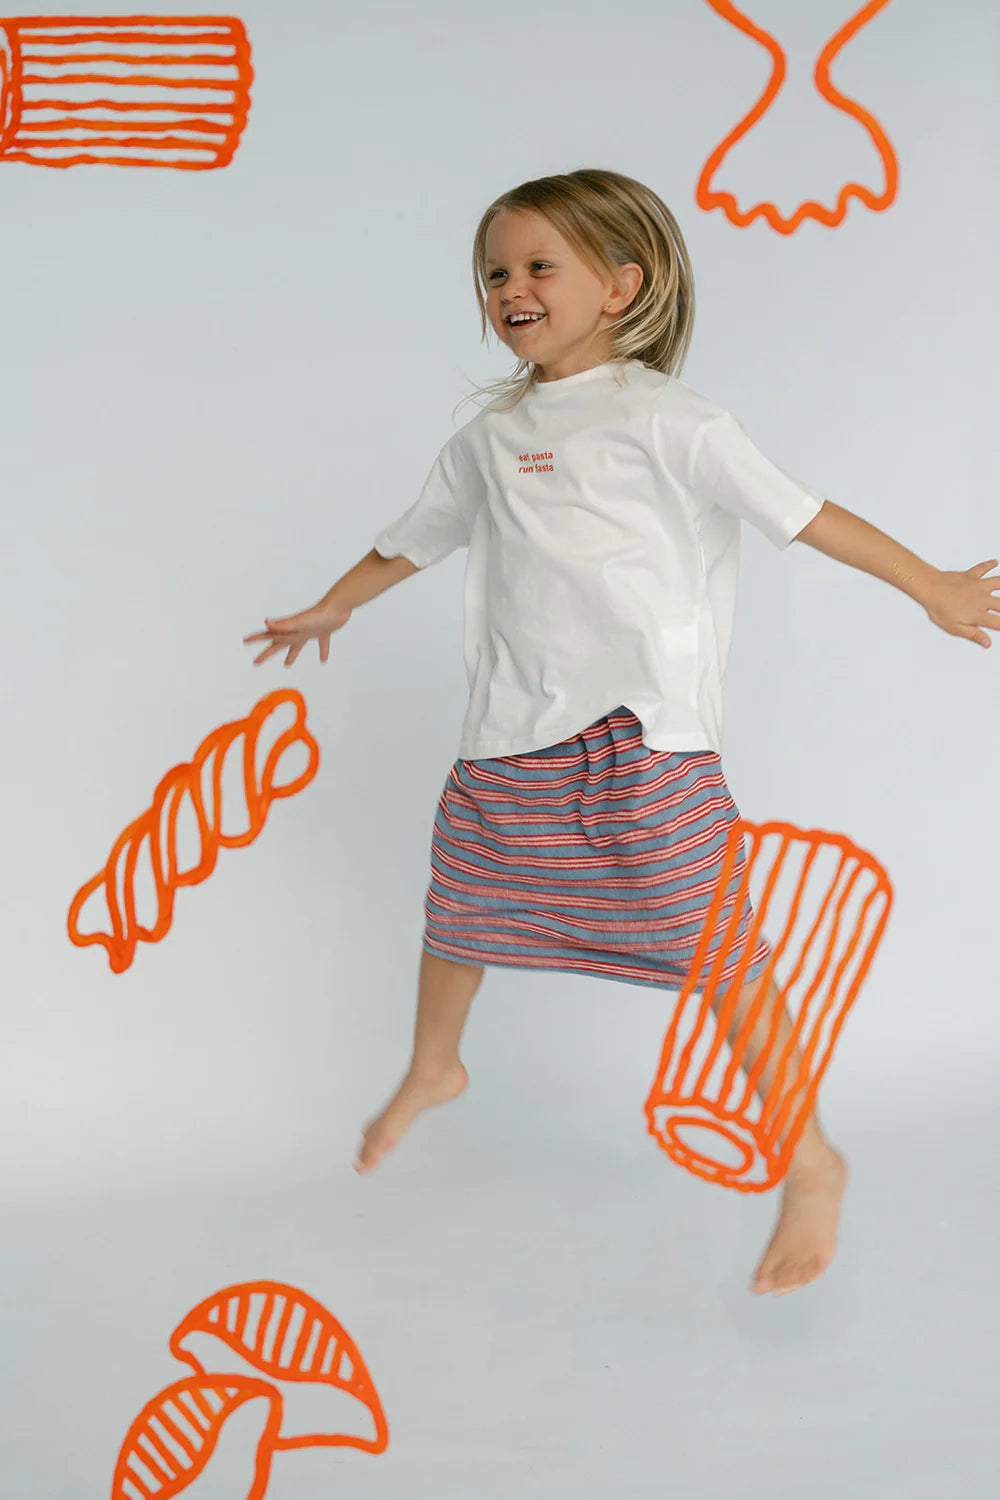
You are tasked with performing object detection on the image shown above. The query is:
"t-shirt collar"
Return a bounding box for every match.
[524,359,630,399]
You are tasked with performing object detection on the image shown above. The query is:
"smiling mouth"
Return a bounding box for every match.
[507,316,546,332]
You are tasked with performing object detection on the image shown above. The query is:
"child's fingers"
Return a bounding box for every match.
[247,623,296,644]
[265,615,308,631]
[248,607,337,664]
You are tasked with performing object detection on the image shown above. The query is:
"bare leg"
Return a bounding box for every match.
[354,947,484,1173]
[710,966,849,1296]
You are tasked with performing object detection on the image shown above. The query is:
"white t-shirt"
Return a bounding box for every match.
[373,358,825,760]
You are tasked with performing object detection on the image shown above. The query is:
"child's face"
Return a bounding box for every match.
[484,209,638,382]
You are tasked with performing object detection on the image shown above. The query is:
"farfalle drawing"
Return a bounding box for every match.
[696,0,899,231]
[0,13,252,168]
[170,1281,390,1456]
[112,1375,281,1500]
[112,1281,388,1500]
[67,688,319,973]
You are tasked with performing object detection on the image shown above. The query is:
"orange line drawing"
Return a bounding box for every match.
[67,688,319,973]
[0,14,252,168]
[111,1374,281,1500]
[695,0,898,232]
[112,1282,389,1500]
[645,817,893,1189]
[170,1280,390,1456]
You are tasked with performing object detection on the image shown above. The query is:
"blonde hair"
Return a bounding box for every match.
[454,167,695,420]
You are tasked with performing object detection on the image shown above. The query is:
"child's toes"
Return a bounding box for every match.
[354,1130,382,1173]
[775,1262,812,1295]
[800,1256,824,1287]
[780,1258,817,1293]
[753,1258,776,1293]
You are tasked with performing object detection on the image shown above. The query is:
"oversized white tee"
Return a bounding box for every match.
[373,358,825,760]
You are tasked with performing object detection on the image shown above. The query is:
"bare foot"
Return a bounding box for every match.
[354,1063,469,1174]
[753,1144,849,1296]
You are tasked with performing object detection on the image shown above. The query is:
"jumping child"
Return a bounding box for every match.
[245,168,997,1296]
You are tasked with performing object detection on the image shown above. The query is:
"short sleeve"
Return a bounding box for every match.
[690,410,826,550]
[373,430,483,570]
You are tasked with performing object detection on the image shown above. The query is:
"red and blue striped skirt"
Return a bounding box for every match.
[422,706,772,992]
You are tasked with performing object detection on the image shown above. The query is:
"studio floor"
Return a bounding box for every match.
[2,1103,996,1499]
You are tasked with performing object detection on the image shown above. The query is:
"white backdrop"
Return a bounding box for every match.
[2,1,998,1495]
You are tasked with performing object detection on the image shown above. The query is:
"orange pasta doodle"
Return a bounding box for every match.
[112,1282,388,1500]
[170,1280,390,1455]
[0,14,252,168]
[645,817,893,1191]
[696,0,898,232]
[112,1374,281,1500]
[67,688,319,973]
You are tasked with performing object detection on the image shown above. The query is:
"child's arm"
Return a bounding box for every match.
[327,546,420,610]
[795,500,997,650]
[245,548,419,668]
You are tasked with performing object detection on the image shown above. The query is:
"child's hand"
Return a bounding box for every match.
[924,559,999,649]
[243,596,353,668]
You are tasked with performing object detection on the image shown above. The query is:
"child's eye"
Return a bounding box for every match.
[489,263,550,280]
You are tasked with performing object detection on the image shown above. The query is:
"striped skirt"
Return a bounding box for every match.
[422,706,772,993]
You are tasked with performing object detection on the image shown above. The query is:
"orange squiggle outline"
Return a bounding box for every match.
[0,14,252,168]
[696,0,899,232]
[111,1373,282,1500]
[644,816,893,1190]
[112,1281,389,1499]
[170,1279,390,1455]
[67,688,319,973]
